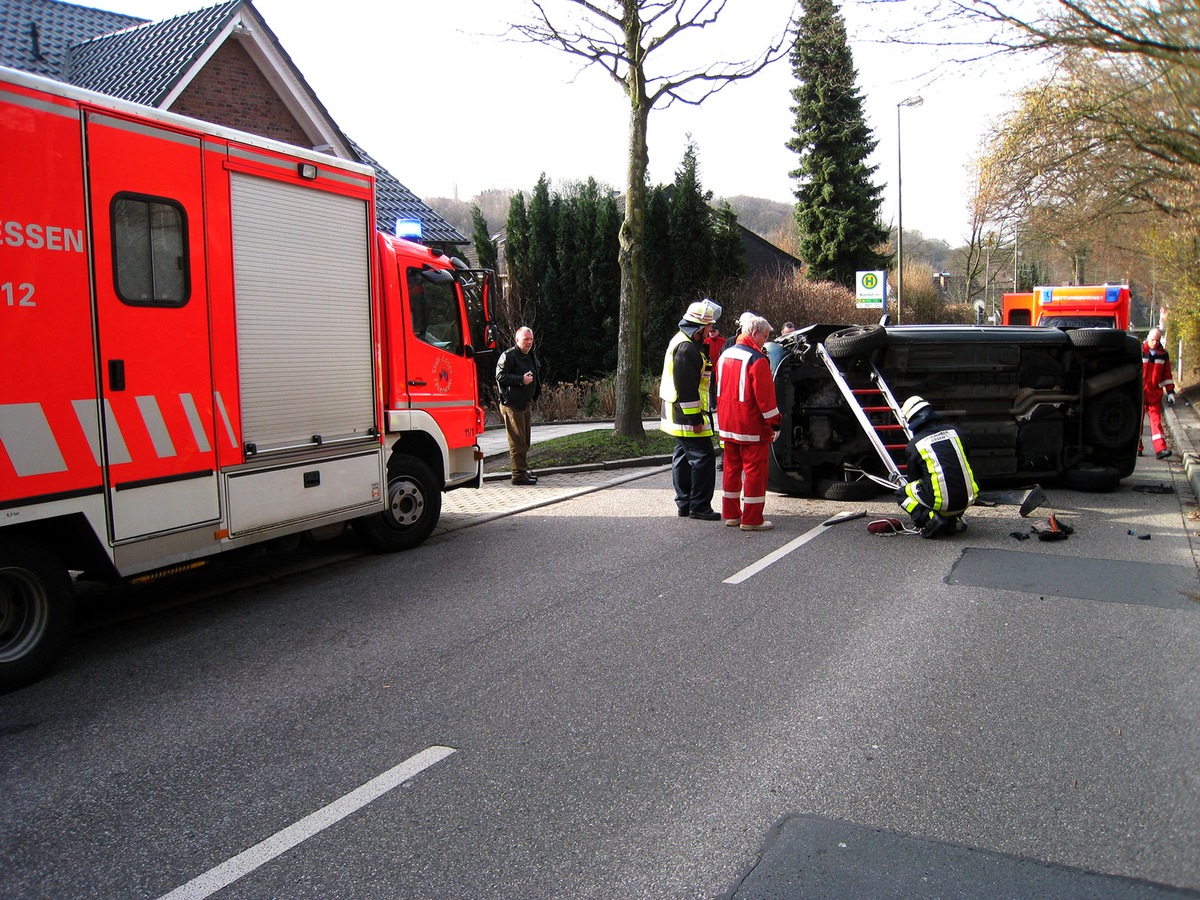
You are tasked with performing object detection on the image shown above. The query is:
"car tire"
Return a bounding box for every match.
[1063,463,1121,492]
[814,476,882,501]
[1084,390,1140,449]
[824,324,887,359]
[1066,328,1128,349]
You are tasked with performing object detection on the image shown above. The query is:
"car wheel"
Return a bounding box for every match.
[824,324,887,359]
[353,454,442,551]
[814,476,882,501]
[1063,463,1121,492]
[1066,328,1128,349]
[1084,390,1140,449]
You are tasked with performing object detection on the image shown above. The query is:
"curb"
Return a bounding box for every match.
[483,454,673,483]
[1165,401,1200,502]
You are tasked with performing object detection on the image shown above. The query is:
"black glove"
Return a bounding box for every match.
[1167,392,1176,407]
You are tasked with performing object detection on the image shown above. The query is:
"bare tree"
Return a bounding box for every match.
[511,1,792,436]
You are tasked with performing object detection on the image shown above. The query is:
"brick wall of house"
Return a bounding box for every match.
[170,40,311,147]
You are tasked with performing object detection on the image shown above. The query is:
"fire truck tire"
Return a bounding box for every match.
[0,538,75,692]
[824,324,887,359]
[1063,463,1121,492]
[353,455,441,552]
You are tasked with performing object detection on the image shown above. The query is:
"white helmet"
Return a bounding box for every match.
[682,298,722,325]
[901,395,931,423]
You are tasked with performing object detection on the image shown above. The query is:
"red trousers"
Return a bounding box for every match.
[721,441,769,526]
[1142,401,1167,454]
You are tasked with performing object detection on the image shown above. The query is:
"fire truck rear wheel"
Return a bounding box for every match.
[354,455,442,552]
[0,538,75,692]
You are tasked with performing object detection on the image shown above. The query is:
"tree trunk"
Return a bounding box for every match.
[614,89,650,437]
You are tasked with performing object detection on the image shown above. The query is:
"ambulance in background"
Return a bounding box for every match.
[1004,284,1131,329]
[1001,292,1035,326]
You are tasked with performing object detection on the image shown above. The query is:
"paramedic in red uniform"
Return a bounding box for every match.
[1141,326,1177,460]
[717,314,782,531]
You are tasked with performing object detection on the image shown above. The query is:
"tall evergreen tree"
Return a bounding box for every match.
[591,192,622,373]
[710,201,748,300]
[470,204,498,272]
[642,184,675,374]
[504,192,531,328]
[787,0,889,288]
[527,174,556,321]
[670,141,715,304]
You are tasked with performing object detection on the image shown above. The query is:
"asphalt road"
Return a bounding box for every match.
[2,447,1198,898]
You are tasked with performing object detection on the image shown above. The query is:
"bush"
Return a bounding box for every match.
[532,373,662,422]
[724,270,874,332]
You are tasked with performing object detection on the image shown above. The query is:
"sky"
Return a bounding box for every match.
[108,0,1037,244]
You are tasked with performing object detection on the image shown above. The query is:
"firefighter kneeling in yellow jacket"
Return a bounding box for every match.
[896,396,979,538]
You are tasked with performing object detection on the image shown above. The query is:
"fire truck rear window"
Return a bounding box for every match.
[112,194,189,307]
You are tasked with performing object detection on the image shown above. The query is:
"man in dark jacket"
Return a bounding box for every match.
[896,395,979,538]
[496,326,541,485]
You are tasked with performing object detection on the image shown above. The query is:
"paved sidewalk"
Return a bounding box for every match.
[440,419,670,537]
[477,420,617,459]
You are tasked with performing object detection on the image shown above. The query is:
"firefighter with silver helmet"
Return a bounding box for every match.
[660,299,723,520]
[896,395,979,538]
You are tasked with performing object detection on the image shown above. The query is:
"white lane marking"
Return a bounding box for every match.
[157,745,457,900]
[723,522,831,585]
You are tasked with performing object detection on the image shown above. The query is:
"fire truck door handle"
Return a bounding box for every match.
[108,359,126,392]
[408,379,426,386]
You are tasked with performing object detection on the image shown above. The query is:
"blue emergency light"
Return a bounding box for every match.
[395,217,423,240]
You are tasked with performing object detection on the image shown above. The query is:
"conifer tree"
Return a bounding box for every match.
[591,191,622,372]
[503,191,531,328]
[670,141,715,305]
[787,0,889,288]
[642,184,675,374]
[710,201,748,300]
[470,204,498,272]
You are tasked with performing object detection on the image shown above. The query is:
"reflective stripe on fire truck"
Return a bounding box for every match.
[214,391,238,450]
[137,395,177,458]
[0,403,67,476]
[181,393,212,453]
[409,399,476,409]
[1,393,237,478]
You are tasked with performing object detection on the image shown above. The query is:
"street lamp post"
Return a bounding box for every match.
[896,95,923,324]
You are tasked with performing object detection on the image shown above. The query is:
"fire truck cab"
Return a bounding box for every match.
[0,67,492,689]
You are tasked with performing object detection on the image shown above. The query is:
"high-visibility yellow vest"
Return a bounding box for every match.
[659,330,713,438]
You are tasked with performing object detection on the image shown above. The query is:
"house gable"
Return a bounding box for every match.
[171,39,310,147]
[1,0,465,246]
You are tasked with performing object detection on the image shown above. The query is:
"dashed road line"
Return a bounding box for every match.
[723,512,864,585]
[157,745,457,900]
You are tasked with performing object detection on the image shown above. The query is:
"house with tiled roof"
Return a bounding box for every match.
[0,0,466,248]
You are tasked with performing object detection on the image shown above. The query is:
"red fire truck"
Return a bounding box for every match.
[0,67,494,688]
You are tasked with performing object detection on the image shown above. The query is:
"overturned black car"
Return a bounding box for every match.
[766,323,1143,500]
